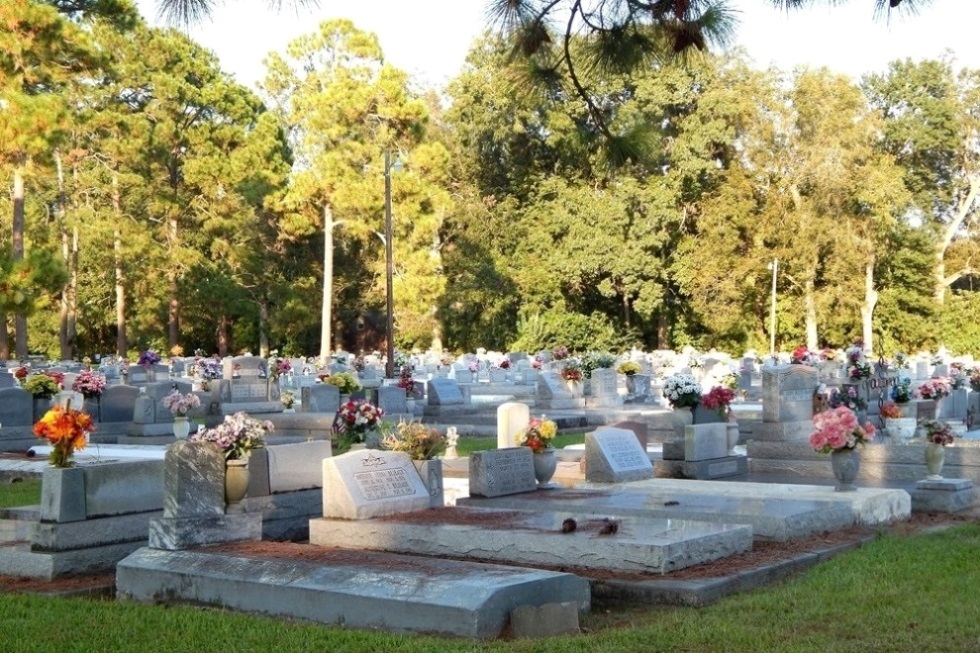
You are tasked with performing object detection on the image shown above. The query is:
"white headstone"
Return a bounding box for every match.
[322,450,430,520]
[584,427,653,483]
[497,402,531,449]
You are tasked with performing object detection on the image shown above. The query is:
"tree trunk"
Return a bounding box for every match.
[112,173,127,358]
[804,272,818,351]
[319,204,334,361]
[57,153,69,359]
[68,226,78,357]
[258,299,269,358]
[0,310,7,360]
[12,166,27,360]
[622,293,632,330]
[860,258,878,356]
[656,311,668,349]
[935,174,980,304]
[167,215,180,349]
[216,315,229,358]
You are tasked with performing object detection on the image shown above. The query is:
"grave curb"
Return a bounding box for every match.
[588,535,875,607]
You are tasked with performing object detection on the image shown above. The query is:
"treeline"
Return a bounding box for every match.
[2,1,979,361]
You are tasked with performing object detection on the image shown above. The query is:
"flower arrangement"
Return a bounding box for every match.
[281,390,295,409]
[532,357,542,370]
[700,386,735,416]
[719,371,739,390]
[892,352,910,369]
[467,360,480,374]
[439,353,454,367]
[162,390,201,417]
[333,399,384,436]
[516,417,558,453]
[382,421,447,460]
[820,348,838,362]
[617,361,642,376]
[845,345,872,380]
[198,358,222,380]
[916,378,951,401]
[921,419,955,446]
[560,360,583,382]
[497,358,511,370]
[397,368,418,398]
[551,345,569,361]
[71,370,106,398]
[22,373,61,398]
[267,357,291,380]
[790,346,817,365]
[809,406,876,454]
[828,385,867,412]
[191,411,271,460]
[13,366,29,380]
[663,373,702,409]
[970,369,980,393]
[948,363,967,390]
[891,380,913,404]
[33,403,94,468]
[326,371,361,395]
[138,349,161,366]
[880,401,903,419]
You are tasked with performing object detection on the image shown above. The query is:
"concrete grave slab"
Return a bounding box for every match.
[116,546,590,639]
[310,506,752,574]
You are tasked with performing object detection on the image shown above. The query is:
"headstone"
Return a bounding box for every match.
[301,384,341,414]
[322,450,430,519]
[496,402,530,448]
[489,368,507,384]
[468,447,537,497]
[100,385,140,422]
[162,441,225,519]
[145,381,193,424]
[224,355,267,380]
[127,366,149,385]
[915,361,929,380]
[377,385,408,415]
[0,387,32,427]
[625,373,651,401]
[589,368,620,407]
[584,428,653,483]
[684,423,730,461]
[763,365,817,422]
[610,420,648,450]
[0,373,13,389]
[535,372,577,410]
[427,378,464,406]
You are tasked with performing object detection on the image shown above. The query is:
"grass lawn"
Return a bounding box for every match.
[456,432,586,457]
[3,523,980,651]
[1,479,41,508]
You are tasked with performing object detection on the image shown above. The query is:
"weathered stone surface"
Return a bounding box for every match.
[684,423,729,462]
[584,428,653,483]
[31,511,159,551]
[266,441,331,494]
[302,384,340,414]
[427,378,464,406]
[469,447,537,498]
[510,603,580,639]
[322,450,430,519]
[762,365,818,423]
[0,387,32,427]
[148,514,262,550]
[162,441,224,520]
[39,467,87,523]
[116,547,589,639]
[910,478,976,513]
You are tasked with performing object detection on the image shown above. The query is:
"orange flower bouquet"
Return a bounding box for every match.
[33,403,95,468]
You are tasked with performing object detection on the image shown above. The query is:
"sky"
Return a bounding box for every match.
[134,0,979,92]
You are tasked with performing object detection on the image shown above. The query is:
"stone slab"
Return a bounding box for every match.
[469,447,537,497]
[915,478,973,492]
[309,507,751,574]
[684,423,729,462]
[510,602,580,639]
[910,478,976,513]
[30,510,160,551]
[116,546,589,639]
[0,540,147,579]
[147,514,262,550]
[656,456,749,480]
[584,428,654,483]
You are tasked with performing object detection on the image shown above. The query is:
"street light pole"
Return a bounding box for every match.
[768,258,778,357]
[384,149,395,380]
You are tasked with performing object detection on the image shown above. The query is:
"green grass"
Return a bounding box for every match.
[1,478,42,508]
[4,523,980,651]
[455,432,586,457]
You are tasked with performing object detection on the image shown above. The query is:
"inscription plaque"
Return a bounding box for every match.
[585,428,653,483]
[469,448,536,497]
[354,468,418,501]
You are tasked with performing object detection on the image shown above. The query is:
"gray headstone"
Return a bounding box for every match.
[468,447,537,497]
[100,385,140,422]
[162,441,225,519]
[302,384,341,414]
[610,420,649,450]
[684,423,730,461]
[377,385,408,414]
[536,372,572,400]
[0,373,13,389]
[590,368,620,406]
[322,450,430,519]
[127,366,149,384]
[146,381,193,424]
[584,427,653,483]
[224,355,267,379]
[0,387,32,427]
[762,365,817,423]
[427,378,464,406]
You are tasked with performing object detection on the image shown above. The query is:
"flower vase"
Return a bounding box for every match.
[830,448,860,492]
[726,420,740,455]
[412,458,444,508]
[172,415,191,440]
[532,449,558,488]
[625,375,638,396]
[224,459,249,508]
[671,406,693,440]
[82,396,101,422]
[925,443,946,480]
[885,417,916,443]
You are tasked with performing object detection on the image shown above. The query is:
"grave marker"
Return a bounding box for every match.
[468,447,537,498]
[322,450,430,519]
[584,427,653,483]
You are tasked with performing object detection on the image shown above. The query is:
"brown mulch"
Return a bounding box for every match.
[1,510,976,597]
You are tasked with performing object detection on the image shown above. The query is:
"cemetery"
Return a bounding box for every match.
[1,344,977,640]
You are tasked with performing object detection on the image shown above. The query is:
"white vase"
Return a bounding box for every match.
[726,421,740,455]
[172,416,191,440]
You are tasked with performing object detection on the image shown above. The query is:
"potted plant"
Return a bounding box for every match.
[920,419,955,480]
[137,349,161,367]
[162,390,201,440]
[699,386,735,423]
[617,361,641,377]
[382,421,448,507]
[280,390,296,412]
[809,406,876,491]
[23,372,62,422]
[881,400,915,442]
[560,359,584,389]
[331,400,385,453]
[663,372,701,436]
[845,344,873,380]
[191,411,272,507]
[325,371,361,397]
[516,416,559,487]
[196,357,222,391]
[72,370,106,399]
[33,402,95,468]
[916,378,951,416]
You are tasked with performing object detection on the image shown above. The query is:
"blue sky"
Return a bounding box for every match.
[135,0,979,91]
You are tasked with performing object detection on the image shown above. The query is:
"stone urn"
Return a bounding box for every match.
[532,449,558,488]
[224,459,249,508]
[172,415,191,440]
[671,406,694,440]
[830,448,860,492]
[925,442,946,480]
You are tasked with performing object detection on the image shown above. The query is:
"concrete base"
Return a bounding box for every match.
[116,546,590,639]
[752,421,813,441]
[309,507,752,574]
[656,455,748,480]
[148,514,262,550]
[221,401,282,415]
[239,489,322,541]
[0,540,146,579]
[910,478,977,513]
